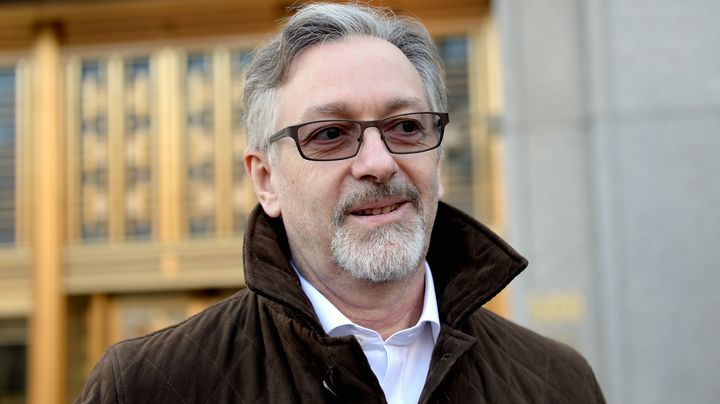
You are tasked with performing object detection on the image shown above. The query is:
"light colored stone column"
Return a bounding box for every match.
[29,22,65,404]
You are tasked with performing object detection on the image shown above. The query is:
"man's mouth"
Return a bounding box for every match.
[352,202,401,216]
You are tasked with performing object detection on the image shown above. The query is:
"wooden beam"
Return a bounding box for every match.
[0,0,488,48]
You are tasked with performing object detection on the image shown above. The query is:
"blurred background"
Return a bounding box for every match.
[0,0,718,403]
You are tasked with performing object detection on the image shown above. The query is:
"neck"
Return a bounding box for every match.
[298,261,427,340]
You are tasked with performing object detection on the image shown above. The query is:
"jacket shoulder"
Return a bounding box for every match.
[76,289,260,403]
[460,309,605,403]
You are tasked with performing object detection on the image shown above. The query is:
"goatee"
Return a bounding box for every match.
[330,180,428,283]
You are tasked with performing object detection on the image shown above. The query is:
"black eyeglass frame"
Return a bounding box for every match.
[268,112,450,162]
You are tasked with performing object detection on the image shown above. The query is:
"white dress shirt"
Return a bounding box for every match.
[294,262,441,404]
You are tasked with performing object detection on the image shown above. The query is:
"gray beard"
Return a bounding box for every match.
[330,181,427,283]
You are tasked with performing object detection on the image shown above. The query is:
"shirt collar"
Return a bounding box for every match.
[293,261,441,343]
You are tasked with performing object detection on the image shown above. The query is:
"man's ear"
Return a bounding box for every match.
[244,151,282,218]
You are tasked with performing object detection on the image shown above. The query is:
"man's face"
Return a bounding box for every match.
[255,36,443,283]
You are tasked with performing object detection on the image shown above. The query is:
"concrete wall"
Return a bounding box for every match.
[495,0,720,403]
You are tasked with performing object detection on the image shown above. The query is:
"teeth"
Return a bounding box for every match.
[359,203,399,216]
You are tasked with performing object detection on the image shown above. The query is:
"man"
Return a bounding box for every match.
[78,3,604,403]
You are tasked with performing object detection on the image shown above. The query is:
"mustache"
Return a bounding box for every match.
[332,180,422,227]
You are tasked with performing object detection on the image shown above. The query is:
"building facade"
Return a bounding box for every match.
[497,1,720,403]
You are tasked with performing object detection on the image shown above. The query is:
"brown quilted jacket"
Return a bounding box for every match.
[77,202,605,403]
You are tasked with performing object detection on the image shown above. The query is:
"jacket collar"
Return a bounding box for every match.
[242,201,527,330]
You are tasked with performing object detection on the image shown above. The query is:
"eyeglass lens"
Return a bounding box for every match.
[296,113,444,161]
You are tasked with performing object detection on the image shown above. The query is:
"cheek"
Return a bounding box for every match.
[414,163,443,199]
[280,172,338,217]
[435,164,444,199]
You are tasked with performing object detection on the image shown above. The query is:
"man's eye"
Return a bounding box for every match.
[311,126,346,141]
[389,120,422,135]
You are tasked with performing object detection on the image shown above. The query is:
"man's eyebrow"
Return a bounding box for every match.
[301,97,430,121]
[385,97,428,113]
[302,101,353,121]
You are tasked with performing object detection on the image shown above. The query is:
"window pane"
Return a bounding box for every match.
[185,54,215,237]
[437,36,474,215]
[0,319,26,404]
[231,50,253,234]
[124,57,154,239]
[80,60,109,241]
[0,67,16,245]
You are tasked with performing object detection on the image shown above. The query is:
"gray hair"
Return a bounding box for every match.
[242,2,448,155]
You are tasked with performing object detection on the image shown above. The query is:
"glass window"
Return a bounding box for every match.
[124,57,154,239]
[437,36,474,215]
[0,319,26,404]
[184,53,215,237]
[231,50,253,234]
[0,67,16,246]
[61,39,481,243]
[79,60,109,241]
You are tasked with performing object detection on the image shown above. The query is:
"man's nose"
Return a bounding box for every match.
[350,128,399,183]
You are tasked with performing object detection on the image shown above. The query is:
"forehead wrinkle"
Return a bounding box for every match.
[300,96,430,123]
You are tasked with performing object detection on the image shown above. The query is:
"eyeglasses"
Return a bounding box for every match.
[268,112,449,161]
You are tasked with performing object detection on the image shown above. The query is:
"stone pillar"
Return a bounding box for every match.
[29,22,65,404]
